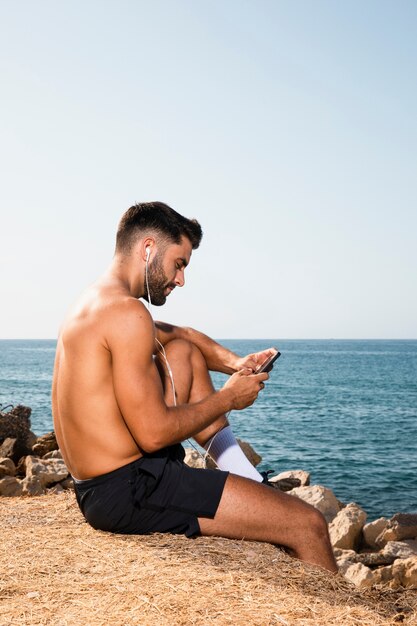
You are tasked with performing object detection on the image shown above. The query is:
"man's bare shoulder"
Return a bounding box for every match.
[91,289,152,345]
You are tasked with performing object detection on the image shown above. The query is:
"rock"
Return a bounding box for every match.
[362,517,388,549]
[339,561,374,588]
[32,431,59,457]
[382,540,417,561]
[48,483,64,495]
[329,503,367,550]
[270,470,310,487]
[21,475,45,496]
[268,476,301,492]
[0,476,23,496]
[236,439,262,467]
[0,438,21,463]
[370,564,394,586]
[184,447,206,469]
[0,457,16,478]
[290,485,342,523]
[25,455,69,486]
[388,557,417,589]
[0,405,32,447]
[354,551,395,568]
[333,548,357,560]
[376,513,417,546]
[26,430,38,448]
[43,450,63,460]
[60,477,74,490]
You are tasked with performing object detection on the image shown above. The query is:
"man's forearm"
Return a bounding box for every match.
[142,387,235,451]
[155,322,239,374]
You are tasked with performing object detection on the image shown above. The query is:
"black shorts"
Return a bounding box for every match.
[73,444,228,538]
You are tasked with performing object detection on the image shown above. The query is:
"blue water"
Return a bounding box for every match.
[1,339,416,520]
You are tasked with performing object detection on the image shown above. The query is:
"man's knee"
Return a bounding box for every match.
[164,339,204,365]
[302,506,330,542]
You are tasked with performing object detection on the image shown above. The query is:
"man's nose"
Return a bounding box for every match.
[175,269,185,287]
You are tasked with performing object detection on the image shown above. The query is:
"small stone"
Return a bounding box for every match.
[329,503,367,550]
[290,485,342,523]
[43,449,63,460]
[60,477,74,490]
[0,457,16,478]
[363,518,388,549]
[0,476,23,496]
[27,591,40,599]
[396,556,417,587]
[339,561,374,588]
[271,470,310,487]
[48,483,64,495]
[184,448,206,469]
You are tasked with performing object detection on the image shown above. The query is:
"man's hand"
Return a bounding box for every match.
[223,368,269,411]
[234,348,277,373]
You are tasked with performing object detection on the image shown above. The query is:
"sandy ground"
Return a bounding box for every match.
[0,493,416,626]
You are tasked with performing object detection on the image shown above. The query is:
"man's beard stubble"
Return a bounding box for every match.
[143,252,173,306]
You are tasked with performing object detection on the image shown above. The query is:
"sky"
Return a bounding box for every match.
[0,0,416,339]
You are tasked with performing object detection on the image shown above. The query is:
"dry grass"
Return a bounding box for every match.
[0,493,416,626]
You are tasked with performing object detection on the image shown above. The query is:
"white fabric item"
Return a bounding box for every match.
[204,425,263,482]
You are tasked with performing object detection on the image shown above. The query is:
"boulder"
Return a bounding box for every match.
[376,513,417,546]
[329,503,367,550]
[21,475,45,496]
[32,431,59,457]
[0,476,23,496]
[270,469,310,487]
[290,485,342,523]
[25,455,69,487]
[382,540,417,561]
[362,517,388,549]
[0,457,16,478]
[338,561,374,588]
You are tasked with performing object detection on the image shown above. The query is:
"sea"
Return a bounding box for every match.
[1,338,416,521]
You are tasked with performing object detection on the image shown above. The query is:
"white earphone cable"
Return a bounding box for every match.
[144,252,213,466]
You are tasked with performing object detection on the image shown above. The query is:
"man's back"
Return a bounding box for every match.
[52,280,144,479]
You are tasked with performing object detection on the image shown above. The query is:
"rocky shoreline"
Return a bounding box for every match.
[1,404,416,591]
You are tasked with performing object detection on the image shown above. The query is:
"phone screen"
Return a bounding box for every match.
[255,350,281,374]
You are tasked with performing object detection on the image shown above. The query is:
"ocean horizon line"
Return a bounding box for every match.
[1,337,417,342]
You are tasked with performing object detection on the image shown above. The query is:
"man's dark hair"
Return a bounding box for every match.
[115,202,203,254]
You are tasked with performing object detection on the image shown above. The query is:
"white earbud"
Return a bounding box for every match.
[145,247,151,260]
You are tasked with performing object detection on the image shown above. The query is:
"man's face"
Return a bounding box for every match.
[144,236,192,306]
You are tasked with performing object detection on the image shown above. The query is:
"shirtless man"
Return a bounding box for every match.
[52,201,337,573]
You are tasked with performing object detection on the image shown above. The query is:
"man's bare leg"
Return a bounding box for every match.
[156,339,338,573]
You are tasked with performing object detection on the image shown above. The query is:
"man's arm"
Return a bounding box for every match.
[108,302,267,453]
[155,321,276,375]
